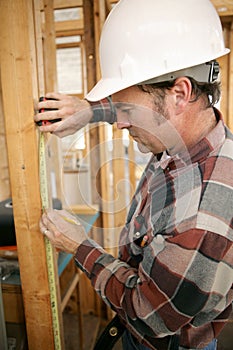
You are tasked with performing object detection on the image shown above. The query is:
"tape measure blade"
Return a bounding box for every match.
[45,237,62,347]
[39,133,62,349]
[39,133,50,210]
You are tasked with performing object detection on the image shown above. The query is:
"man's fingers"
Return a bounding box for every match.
[45,92,71,101]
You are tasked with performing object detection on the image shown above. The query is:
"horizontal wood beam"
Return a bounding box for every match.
[54,0,83,9]
[56,41,82,49]
[211,0,233,17]
[55,19,84,37]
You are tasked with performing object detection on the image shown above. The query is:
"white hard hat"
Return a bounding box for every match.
[86,0,230,102]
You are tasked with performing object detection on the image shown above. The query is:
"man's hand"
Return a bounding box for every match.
[39,209,87,254]
[34,92,93,137]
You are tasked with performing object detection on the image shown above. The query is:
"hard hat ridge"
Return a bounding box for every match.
[139,61,220,85]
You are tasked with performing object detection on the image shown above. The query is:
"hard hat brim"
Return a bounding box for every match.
[85,77,131,102]
[86,48,230,102]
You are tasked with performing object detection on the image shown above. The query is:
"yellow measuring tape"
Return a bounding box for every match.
[39,132,62,350]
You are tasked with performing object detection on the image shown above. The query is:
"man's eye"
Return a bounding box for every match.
[122,109,132,114]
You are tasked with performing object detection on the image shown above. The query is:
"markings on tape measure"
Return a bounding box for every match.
[39,134,49,211]
[39,132,62,350]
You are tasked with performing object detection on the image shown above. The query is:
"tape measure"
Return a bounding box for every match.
[39,132,62,350]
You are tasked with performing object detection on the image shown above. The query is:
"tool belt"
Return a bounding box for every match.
[94,314,179,350]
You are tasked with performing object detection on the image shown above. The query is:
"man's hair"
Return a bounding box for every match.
[138,78,221,108]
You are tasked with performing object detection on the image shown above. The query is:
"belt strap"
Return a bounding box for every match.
[94,315,125,350]
[94,314,179,350]
[143,334,179,350]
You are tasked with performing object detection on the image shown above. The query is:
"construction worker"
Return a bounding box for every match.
[35,0,233,349]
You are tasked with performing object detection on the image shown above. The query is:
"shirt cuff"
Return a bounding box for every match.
[74,238,106,278]
[88,97,117,124]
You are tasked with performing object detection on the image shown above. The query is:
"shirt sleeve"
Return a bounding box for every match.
[74,229,233,339]
[88,97,117,124]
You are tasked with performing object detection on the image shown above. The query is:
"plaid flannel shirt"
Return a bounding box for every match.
[75,104,233,350]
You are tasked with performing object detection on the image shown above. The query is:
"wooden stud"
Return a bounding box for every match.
[42,0,64,205]
[43,0,58,92]
[128,137,136,199]
[0,0,64,348]
[34,0,45,96]
[83,0,109,321]
[227,21,233,130]
[112,127,127,257]
[0,73,10,201]
[218,52,229,124]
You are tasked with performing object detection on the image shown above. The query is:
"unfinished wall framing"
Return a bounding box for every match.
[0,1,233,349]
[0,0,64,349]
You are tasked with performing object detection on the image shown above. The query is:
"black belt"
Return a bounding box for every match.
[94,315,125,350]
[94,315,179,350]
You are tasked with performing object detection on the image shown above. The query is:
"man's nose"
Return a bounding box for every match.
[117,121,131,129]
[116,112,131,129]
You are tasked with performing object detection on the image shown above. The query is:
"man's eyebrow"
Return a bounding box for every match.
[114,102,133,109]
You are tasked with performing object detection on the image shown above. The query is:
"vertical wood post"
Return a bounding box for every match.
[0,71,10,201]
[227,21,233,130]
[83,0,109,320]
[0,0,63,348]
[42,0,64,203]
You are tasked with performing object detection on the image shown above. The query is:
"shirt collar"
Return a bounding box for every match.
[155,108,226,170]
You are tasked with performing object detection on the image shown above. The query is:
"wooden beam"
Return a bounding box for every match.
[43,0,65,206]
[83,1,96,92]
[105,0,113,14]
[34,0,45,95]
[211,0,233,17]
[54,0,83,9]
[56,42,82,49]
[43,0,58,92]
[94,0,106,79]
[83,0,109,321]
[61,272,80,311]
[55,19,84,37]
[112,127,127,257]
[218,54,229,124]
[227,21,233,130]
[218,21,233,128]
[0,0,62,348]
[128,137,136,202]
[0,72,10,201]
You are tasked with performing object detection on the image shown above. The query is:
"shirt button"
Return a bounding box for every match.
[135,232,140,237]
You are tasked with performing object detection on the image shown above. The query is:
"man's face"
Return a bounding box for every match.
[112,85,180,155]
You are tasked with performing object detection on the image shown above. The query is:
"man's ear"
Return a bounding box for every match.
[172,77,192,114]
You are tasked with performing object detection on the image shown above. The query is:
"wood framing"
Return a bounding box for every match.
[1,0,233,348]
[42,0,64,204]
[0,72,10,201]
[54,0,83,9]
[55,19,84,37]
[0,0,64,348]
[83,1,107,321]
[227,22,233,130]
[112,127,127,256]
[211,0,233,17]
